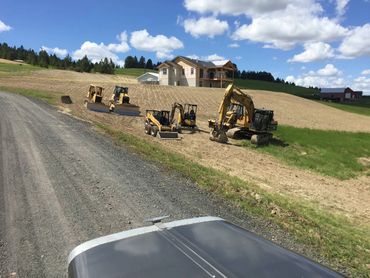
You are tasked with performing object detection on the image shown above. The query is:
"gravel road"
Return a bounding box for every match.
[0,92,334,277]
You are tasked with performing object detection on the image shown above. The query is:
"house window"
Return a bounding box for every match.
[163,68,167,75]
[191,68,194,75]
[182,68,185,75]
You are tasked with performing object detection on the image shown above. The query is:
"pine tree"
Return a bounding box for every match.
[145,59,153,69]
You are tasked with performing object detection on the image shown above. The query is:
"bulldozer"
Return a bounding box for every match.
[209,84,277,145]
[144,110,180,139]
[109,86,140,116]
[169,103,198,131]
[84,84,110,113]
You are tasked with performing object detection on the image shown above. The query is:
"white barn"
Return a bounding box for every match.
[137,72,159,84]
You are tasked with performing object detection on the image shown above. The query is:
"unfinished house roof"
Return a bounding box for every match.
[173,56,234,70]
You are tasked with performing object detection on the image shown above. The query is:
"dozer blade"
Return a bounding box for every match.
[61,95,72,104]
[85,102,110,113]
[158,131,180,139]
[112,104,140,116]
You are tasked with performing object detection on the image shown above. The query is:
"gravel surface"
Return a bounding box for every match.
[0,92,335,277]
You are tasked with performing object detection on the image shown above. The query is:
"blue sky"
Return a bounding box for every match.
[0,0,370,93]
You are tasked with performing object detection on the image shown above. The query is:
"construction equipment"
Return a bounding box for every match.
[209,84,277,145]
[109,86,140,116]
[144,110,179,139]
[84,85,110,113]
[169,102,198,131]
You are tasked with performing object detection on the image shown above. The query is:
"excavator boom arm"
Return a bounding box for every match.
[217,84,255,126]
[169,102,184,125]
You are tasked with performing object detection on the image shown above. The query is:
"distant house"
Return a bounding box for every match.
[157,56,235,88]
[137,72,159,84]
[320,87,361,102]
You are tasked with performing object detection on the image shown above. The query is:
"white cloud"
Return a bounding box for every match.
[186,54,200,59]
[73,32,130,66]
[130,29,183,59]
[317,64,341,76]
[235,56,242,60]
[286,64,344,88]
[205,54,225,61]
[338,24,370,58]
[228,43,240,48]
[184,0,291,16]
[361,69,370,75]
[289,42,335,63]
[186,54,227,62]
[0,20,11,32]
[41,46,68,58]
[336,0,350,17]
[231,1,348,50]
[183,17,228,38]
[352,76,370,94]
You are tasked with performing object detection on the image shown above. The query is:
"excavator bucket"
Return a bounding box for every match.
[84,101,110,113]
[158,131,180,139]
[111,103,140,116]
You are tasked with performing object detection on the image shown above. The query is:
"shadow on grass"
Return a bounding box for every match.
[268,137,289,147]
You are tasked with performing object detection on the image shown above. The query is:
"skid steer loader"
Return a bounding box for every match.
[109,86,140,116]
[144,110,180,139]
[84,85,110,113]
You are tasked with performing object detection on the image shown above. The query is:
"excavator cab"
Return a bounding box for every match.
[113,86,130,104]
[109,86,140,116]
[87,85,104,103]
[84,85,110,113]
[182,103,197,127]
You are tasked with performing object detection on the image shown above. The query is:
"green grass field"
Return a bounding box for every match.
[0,62,41,74]
[245,125,370,180]
[234,78,319,97]
[115,67,157,77]
[318,98,370,117]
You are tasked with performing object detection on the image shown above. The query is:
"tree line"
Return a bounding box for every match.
[0,43,160,74]
[0,42,118,74]
[232,64,295,86]
[124,55,161,69]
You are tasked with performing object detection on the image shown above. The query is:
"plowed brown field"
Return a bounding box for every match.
[1,69,370,224]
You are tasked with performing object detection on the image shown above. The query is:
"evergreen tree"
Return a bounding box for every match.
[138,56,146,68]
[38,50,50,68]
[124,56,135,68]
[145,59,153,69]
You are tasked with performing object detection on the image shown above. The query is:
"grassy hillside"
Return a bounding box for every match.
[234,78,319,98]
[115,68,157,77]
[318,97,370,117]
[0,61,41,74]
[245,125,370,180]
[235,78,370,117]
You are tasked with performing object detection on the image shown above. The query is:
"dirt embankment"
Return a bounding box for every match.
[1,69,370,224]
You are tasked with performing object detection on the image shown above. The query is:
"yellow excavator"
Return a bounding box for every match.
[209,84,278,145]
[84,84,110,113]
[144,110,180,139]
[169,103,198,131]
[109,86,140,116]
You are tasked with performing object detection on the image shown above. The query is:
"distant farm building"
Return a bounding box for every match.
[137,72,159,84]
[157,56,235,88]
[320,87,361,102]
